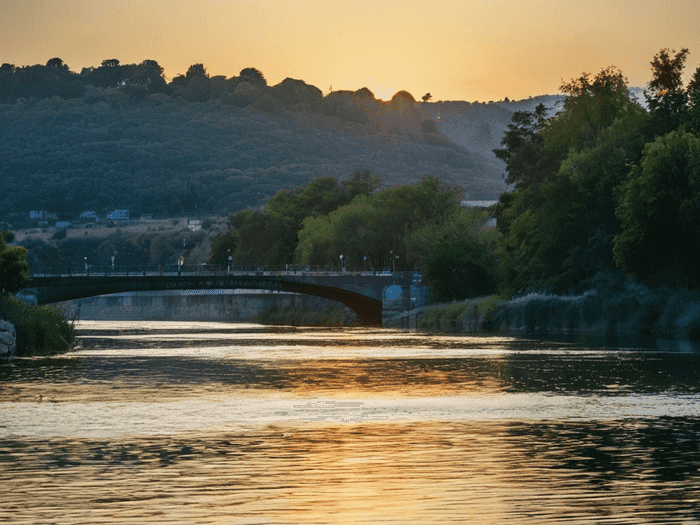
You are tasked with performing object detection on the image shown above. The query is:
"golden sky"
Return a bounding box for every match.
[2,0,699,101]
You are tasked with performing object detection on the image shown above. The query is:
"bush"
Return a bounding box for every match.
[0,295,75,356]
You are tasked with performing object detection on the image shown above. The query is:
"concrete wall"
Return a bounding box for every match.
[57,290,356,322]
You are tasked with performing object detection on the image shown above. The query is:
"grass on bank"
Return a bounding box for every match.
[0,295,76,357]
[418,295,503,332]
[256,305,358,327]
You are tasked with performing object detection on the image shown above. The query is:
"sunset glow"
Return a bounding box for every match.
[2,0,700,101]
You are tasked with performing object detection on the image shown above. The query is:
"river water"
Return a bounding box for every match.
[1,321,699,524]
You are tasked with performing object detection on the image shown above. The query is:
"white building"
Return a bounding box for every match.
[106,210,129,220]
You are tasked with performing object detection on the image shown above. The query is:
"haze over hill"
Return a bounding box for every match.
[0,60,571,223]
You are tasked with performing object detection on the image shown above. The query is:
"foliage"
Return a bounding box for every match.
[417,295,502,332]
[217,173,382,267]
[493,63,654,295]
[613,130,700,287]
[294,174,468,271]
[0,295,75,356]
[0,231,29,295]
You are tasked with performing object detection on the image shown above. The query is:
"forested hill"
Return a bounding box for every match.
[0,59,565,221]
[0,89,505,220]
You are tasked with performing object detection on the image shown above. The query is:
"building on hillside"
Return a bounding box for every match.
[29,211,58,220]
[80,211,98,220]
[460,200,498,208]
[106,210,129,220]
[188,219,202,231]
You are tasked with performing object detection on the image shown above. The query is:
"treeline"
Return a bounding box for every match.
[211,171,501,303]
[0,58,502,224]
[23,226,214,274]
[210,47,700,310]
[494,48,700,294]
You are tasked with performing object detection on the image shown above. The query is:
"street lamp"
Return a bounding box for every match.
[84,256,88,276]
[228,252,233,275]
[339,254,345,273]
[111,255,115,272]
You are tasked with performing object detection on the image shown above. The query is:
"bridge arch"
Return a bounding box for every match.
[22,274,384,327]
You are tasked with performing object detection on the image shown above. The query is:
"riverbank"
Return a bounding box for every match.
[0,295,76,357]
[255,305,359,326]
[388,279,700,348]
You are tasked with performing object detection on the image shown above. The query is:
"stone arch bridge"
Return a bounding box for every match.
[20,271,418,327]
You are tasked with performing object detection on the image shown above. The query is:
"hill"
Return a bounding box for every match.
[1,87,510,224]
[0,62,572,227]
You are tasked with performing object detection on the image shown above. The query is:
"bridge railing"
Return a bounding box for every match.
[29,264,421,280]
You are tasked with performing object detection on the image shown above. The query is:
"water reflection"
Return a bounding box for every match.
[1,420,699,523]
[1,321,699,523]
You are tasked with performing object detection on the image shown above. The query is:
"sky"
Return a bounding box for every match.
[2,0,700,102]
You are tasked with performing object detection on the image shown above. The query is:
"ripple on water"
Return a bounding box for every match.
[1,420,699,524]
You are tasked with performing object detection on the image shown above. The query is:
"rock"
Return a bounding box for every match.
[0,319,17,359]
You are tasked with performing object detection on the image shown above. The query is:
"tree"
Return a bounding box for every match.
[645,48,691,135]
[648,48,689,98]
[614,130,700,288]
[120,59,167,98]
[494,103,556,191]
[186,63,208,80]
[0,231,30,295]
[545,66,632,154]
[239,67,266,87]
[493,65,647,294]
[46,57,68,70]
[422,93,432,103]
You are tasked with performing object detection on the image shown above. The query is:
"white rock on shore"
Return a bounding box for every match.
[0,319,17,359]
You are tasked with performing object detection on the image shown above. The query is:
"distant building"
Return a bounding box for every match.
[80,211,98,219]
[188,219,202,231]
[106,210,129,220]
[460,200,498,208]
[29,210,58,220]
[55,221,71,228]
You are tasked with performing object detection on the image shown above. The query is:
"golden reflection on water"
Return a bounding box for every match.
[2,321,700,523]
[1,420,692,524]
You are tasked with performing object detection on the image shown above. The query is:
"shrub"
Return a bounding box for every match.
[0,295,75,356]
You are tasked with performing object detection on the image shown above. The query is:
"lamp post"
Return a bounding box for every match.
[340,254,345,273]
[84,256,88,276]
[111,255,115,273]
[228,250,232,275]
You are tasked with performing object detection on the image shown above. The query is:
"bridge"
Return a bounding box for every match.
[19,269,420,327]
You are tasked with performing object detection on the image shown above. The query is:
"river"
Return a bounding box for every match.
[1,320,699,523]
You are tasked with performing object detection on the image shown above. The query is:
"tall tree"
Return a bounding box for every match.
[0,231,30,295]
[645,48,691,135]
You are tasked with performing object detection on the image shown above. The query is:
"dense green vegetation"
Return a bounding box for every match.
[23,226,215,274]
[1,57,509,226]
[211,47,700,324]
[212,171,502,303]
[0,231,75,356]
[494,48,700,294]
